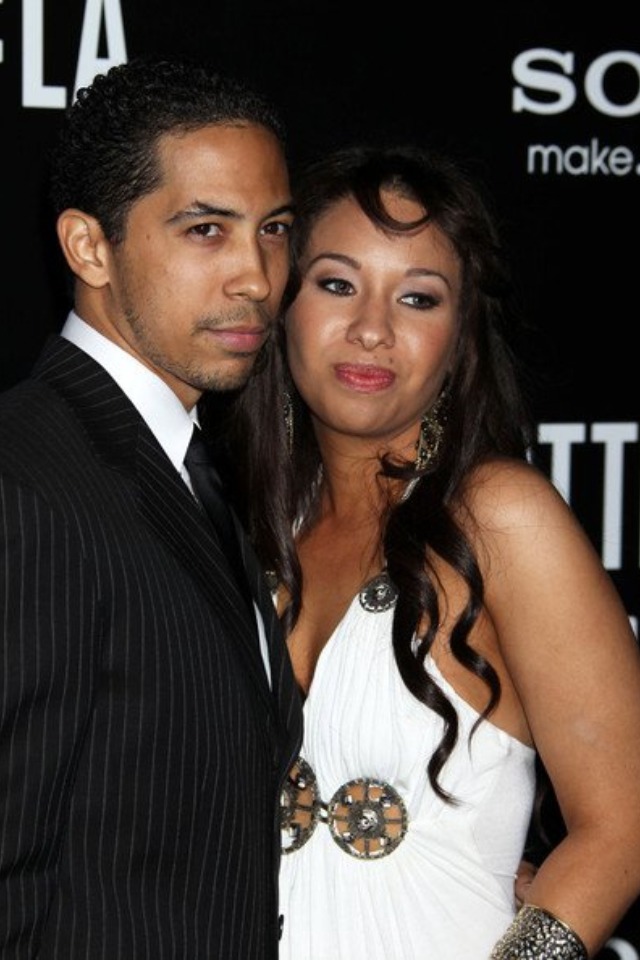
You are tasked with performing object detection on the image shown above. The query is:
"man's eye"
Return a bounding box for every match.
[262,221,291,237]
[189,223,223,238]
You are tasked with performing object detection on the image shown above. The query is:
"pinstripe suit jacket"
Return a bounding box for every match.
[0,336,303,959]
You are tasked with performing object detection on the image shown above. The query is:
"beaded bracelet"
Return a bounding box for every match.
[490,904,588,959]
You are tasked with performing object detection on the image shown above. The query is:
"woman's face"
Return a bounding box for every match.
[285,190,461,456]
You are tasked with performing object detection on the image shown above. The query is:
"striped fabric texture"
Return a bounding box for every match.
[0,336,303,959]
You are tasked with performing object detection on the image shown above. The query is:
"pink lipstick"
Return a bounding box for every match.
[334,363,396,392]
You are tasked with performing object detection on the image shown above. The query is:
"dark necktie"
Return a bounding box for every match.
[184,426,255,617]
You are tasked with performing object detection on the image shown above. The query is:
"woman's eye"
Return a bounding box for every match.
[400,292,441,310]
[320,277,354,296]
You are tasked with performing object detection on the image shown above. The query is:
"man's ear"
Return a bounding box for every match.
[56,209,111,289]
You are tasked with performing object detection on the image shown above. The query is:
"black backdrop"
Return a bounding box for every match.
[2,2,639,955]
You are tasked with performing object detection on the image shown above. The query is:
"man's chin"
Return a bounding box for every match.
[202,356,258,394]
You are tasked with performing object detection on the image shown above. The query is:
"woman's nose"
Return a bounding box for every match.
[346,305,395,349]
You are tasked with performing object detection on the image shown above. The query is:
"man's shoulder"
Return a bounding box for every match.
[0,375,85,476]
[0,372,63,425]
[1,337,80,406]
[0,337,104,470]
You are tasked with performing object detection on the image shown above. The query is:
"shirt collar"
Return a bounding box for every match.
[60,310,197,473]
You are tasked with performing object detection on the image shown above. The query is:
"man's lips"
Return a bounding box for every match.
[334,363,396,391]
[204,327,268,354]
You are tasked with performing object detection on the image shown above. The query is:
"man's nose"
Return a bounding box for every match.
[223,242,272,302]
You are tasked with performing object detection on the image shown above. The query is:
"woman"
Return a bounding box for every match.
[222,144,640,959]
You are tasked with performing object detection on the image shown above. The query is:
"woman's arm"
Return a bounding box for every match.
[475,460,640,957]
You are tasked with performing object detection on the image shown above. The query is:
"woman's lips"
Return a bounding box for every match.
[334,363,396,392]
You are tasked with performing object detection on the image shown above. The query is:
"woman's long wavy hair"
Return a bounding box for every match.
[213,143,542,807]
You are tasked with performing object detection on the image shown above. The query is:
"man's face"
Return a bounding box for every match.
[98,123,293,408]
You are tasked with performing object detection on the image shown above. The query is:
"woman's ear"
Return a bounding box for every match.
[56,209,111,289]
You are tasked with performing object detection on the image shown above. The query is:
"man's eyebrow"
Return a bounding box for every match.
[167,201,295,225]
[268,203,296,219]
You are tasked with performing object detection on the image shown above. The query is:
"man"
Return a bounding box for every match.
[0,56,302,958]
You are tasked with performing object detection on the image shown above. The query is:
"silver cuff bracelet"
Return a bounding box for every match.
[490,904,588,959]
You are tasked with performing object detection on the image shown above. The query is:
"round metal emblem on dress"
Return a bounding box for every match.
[280,756,320,854]
[359,572,398,613]
[326,777,408,859]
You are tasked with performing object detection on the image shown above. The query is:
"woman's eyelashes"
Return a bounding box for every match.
[313,275,444,311]
[399,291,443,310]
[318,276,355,296]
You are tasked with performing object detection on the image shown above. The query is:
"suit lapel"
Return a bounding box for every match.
[135,433,275,704]
[241,515,303,773]
[33,336,275,713]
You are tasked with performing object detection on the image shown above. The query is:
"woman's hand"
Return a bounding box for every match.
[515,860,538,907]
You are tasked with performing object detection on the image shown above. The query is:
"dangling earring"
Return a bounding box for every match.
[415,387,449,471]
[284,389,294,455]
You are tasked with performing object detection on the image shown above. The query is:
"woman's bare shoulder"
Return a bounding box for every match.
[457,455,572,536]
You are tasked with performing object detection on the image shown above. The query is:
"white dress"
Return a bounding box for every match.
[278,574,536,960]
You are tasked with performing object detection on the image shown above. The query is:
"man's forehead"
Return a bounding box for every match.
[157,122,284,162]
[140,125,291,219]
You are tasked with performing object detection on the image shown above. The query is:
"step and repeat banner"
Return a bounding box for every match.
[2,1,639,955]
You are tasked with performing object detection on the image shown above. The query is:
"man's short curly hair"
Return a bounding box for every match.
[49,55,287,243]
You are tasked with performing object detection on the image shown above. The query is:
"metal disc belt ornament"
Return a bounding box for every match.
[281,758,408,859]
[281,756,320,853]
[327,777,407,859]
